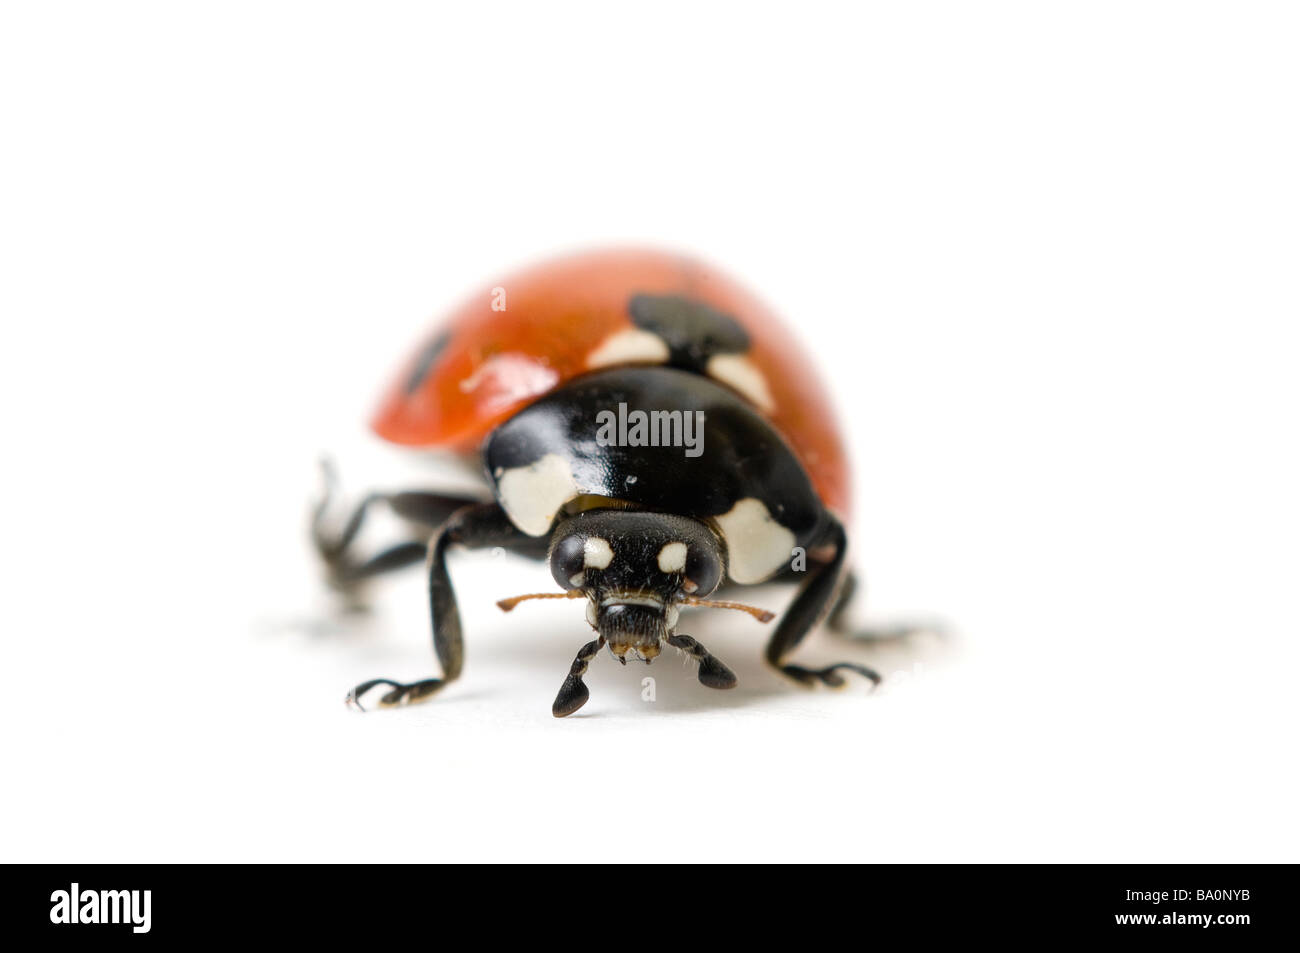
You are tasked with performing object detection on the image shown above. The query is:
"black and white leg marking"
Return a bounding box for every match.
[764,515,881,690]
[347,502,530,711]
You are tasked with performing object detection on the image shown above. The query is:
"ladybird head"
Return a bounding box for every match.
[546,509,723,662]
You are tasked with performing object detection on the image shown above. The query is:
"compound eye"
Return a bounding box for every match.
[549,534,587,589]
[683,546,721,596]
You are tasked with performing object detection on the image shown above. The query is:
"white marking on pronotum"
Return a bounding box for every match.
[714,497,797,584]
[496,453,578,536]
[665,605,680,630]
[586,601,598,628]
[583,537,614,569]
[657,541,688,573]
[706,353,775,411]
[586,328,671,368]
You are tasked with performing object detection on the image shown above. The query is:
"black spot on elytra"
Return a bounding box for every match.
[628,294,749,372]
[404,330,451,395]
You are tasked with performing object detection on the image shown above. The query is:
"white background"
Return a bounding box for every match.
[3,2,1297,863]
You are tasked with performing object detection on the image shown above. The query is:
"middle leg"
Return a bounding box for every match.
[764,516,881,689]
[347,501,532,710]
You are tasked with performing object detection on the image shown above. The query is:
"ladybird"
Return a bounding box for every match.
[315,248,884,716]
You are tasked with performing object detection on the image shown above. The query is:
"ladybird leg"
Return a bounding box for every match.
[765,517,882,690]
[666,634,738,689]
[327,493,489,588]
[311,458,382,568]
[323,543,430,595]
[346,502,529,711]
[825,570,861,631]
[827,571,948,643]
[312,459,485,589]
[552,636,606,717]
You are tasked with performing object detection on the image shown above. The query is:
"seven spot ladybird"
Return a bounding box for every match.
[314,248,888,717]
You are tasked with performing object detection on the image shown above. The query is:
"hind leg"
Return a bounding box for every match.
[827,571,946,643]
[312,458,485,592]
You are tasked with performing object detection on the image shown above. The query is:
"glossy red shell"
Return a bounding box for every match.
[371,249,851,516]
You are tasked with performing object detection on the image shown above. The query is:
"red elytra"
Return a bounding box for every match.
[370,248,851,517]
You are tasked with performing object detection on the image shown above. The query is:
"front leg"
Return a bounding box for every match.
[552,636,606,718]
[667,634,737,689]
[764,515,881,690]
[347,502,530,711]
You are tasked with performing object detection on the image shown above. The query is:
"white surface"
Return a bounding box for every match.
[2,2,1298,863]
